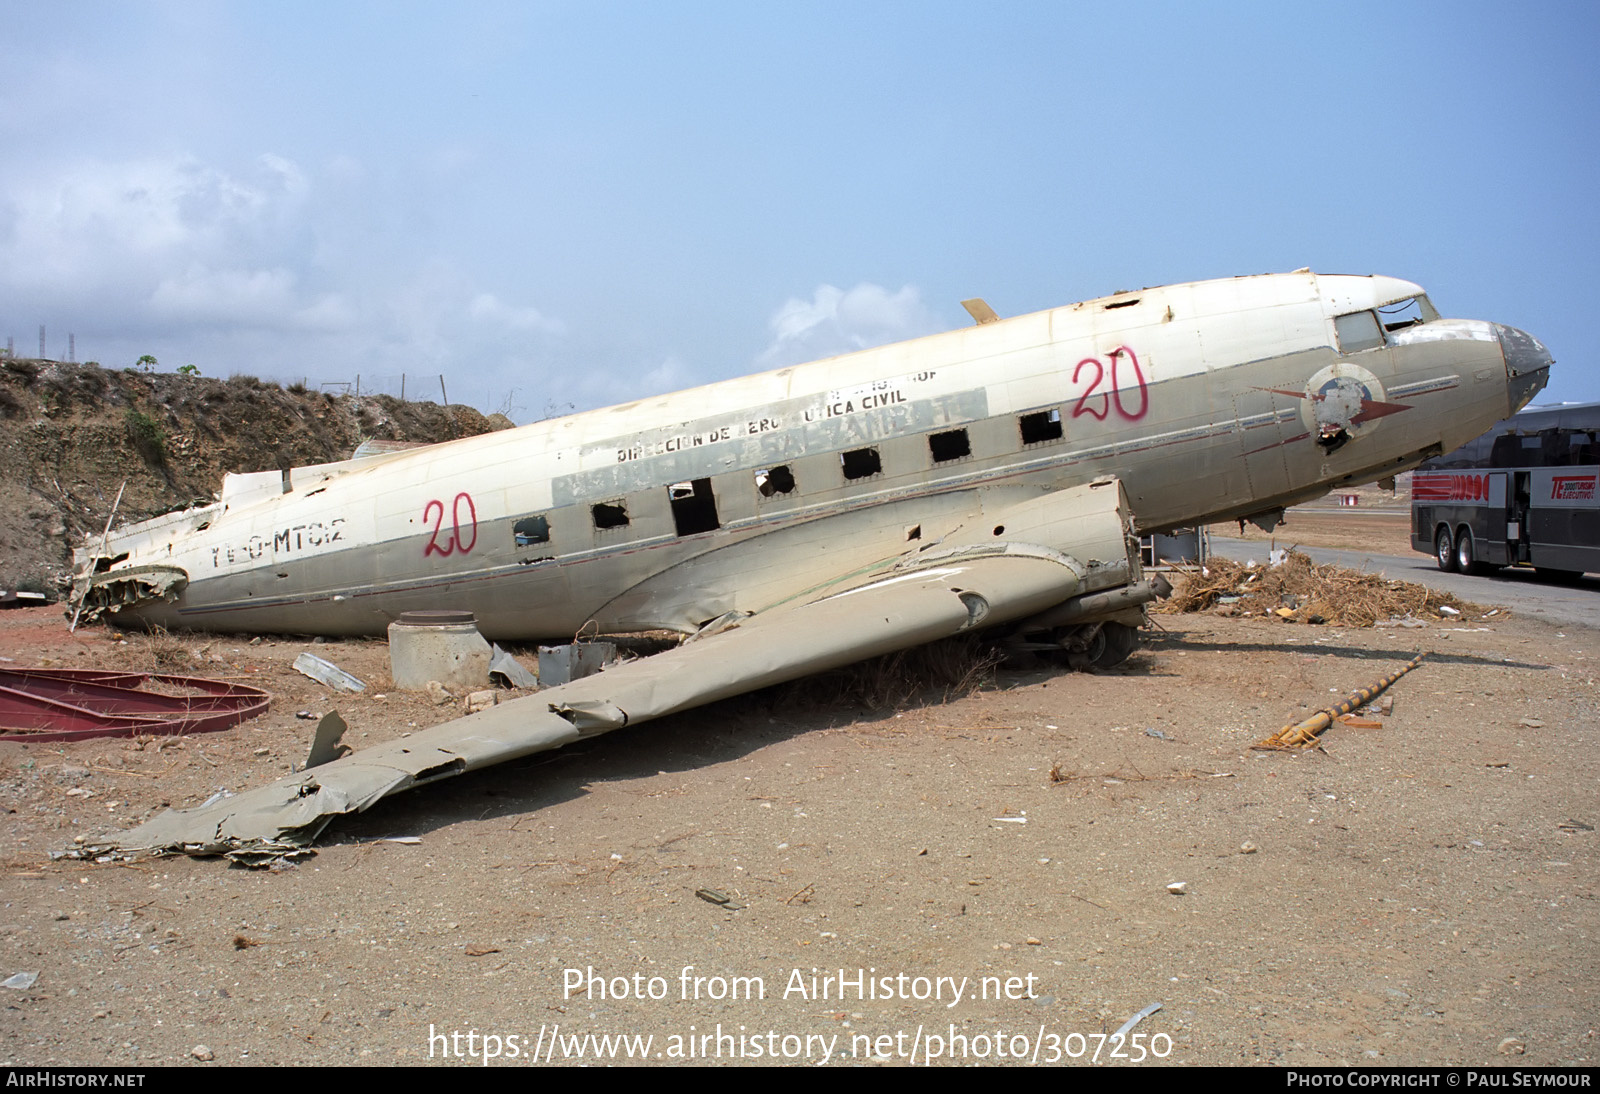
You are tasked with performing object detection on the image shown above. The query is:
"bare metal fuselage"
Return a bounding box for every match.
[76,271,1550,638]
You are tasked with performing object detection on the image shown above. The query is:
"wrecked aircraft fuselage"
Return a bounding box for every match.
[65,270,1552,860]
[72,272,1548,647]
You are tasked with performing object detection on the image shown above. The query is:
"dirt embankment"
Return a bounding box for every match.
[0,360,512,594]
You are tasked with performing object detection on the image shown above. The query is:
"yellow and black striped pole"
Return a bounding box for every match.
[1253,653,1426,751]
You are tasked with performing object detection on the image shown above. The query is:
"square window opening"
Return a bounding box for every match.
[841,447,882,480]
[755,465,796,497]
[514,514,550,546]
[668,478,720,536]
[928,428,971,463]
[591,500,630,529]
[1019,409,1063,445]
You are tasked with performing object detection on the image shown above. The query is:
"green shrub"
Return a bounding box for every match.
[125,408,167,464]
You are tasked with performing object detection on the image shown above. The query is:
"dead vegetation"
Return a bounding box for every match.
[767,634,1008,712]
[1155,550,1495,626]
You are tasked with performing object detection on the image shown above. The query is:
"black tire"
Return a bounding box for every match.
[1092,623,1140,669]
[1435,526,1457,573]
[1455,527,1483,575]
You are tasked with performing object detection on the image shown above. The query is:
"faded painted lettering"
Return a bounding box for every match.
[209,519,346,569]
[615,417,785,463]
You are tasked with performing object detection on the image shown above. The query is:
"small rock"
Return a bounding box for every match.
[3,972,39,990]
[1166,881,1188,895]
[1025,937,1042,946]
[426,681,454,705]
[465,690,497,714]
[191,1045,215,1061]
[1518,718,1544,729]
[1239,842,1258,854]
[1497,1037,1525,1055]
[295,710,315,720]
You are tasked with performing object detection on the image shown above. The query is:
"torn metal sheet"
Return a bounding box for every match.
[73,544,1098,862]
[488,644,538,689]
[536,642,615,687]
[305,711,350,769]
[0,669,269,743]
[292,653,366,693]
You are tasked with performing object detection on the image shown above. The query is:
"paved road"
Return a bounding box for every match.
[1208,538,1600,631]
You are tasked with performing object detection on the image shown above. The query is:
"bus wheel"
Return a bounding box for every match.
[1435,526,1457,573]
[1455,528,1485,575]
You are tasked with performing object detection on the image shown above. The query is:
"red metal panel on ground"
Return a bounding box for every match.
[0,669,269,743]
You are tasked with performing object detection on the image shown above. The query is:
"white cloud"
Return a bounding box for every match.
[0,153,565,403]
[149,265,299,324]
[757,282,941,368]
[468,292,564,334]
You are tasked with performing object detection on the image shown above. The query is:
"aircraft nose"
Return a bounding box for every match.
[1495,323,1552,413]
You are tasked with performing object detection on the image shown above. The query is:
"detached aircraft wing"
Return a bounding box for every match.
[79,481,1144,863]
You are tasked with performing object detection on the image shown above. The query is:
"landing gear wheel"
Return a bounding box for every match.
[1435,526,1457,573]
[1093,622,1140,669]
[1065,627,1106,672]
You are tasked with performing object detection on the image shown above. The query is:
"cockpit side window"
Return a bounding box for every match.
[1335,310,1383,354]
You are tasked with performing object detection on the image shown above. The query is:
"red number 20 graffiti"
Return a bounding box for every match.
[423,492,478,557]
[1070,345,1149,422]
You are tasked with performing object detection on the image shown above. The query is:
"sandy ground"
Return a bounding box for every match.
[1209,507,1416,558]
[1,512,1595,1068]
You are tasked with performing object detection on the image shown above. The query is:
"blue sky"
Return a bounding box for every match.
[2,2,1595,420]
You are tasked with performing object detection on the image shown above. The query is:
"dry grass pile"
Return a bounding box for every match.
[1155,550,1497,627]
[768,635,1007,712]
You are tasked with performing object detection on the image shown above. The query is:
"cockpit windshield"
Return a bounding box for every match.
[1378,295,1438,331]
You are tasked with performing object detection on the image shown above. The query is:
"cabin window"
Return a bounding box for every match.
[514,514,550,546]
[755,465,796,497]
[668,478,720,536]
[841,447,882,480]
[591,500,630,529]
[1334,310,1383,354]
[928,428,971,463]
[1019,409,1063,445]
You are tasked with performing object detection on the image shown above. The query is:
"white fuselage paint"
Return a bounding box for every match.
[80,271,1544,638]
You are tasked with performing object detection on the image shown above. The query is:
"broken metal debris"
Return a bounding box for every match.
[305,711,350,769]
[537,642,617,687]
[291,652,366,693]
[1113,1002,1164,1040]
[1253,653,1426,751]
[0,668,269,743]
[488,644,538,689]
